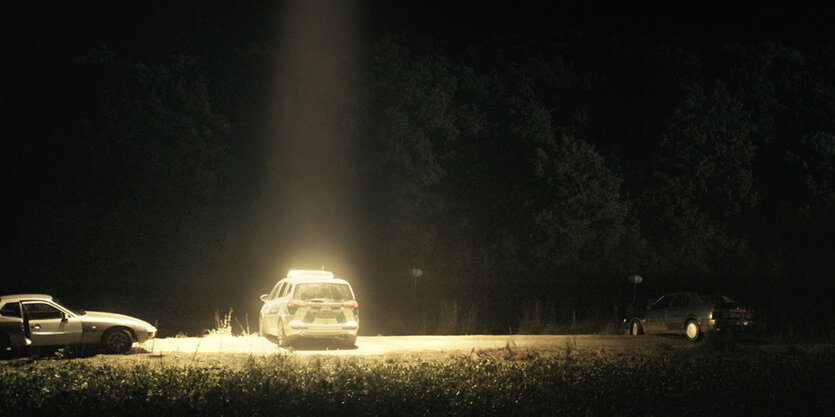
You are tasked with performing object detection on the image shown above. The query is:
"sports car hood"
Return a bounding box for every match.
[80,311,155,329]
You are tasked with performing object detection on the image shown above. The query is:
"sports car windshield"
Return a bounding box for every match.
[294,283,353,302]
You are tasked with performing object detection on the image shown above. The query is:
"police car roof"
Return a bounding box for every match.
[281,270,352,285]
[287,270,334,279]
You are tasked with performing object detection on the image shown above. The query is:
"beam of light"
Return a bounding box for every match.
[263,0,363,288]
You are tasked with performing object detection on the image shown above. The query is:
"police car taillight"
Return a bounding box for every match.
[343,300,358,309]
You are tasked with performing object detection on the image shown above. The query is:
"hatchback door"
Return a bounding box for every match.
[644,295,671,334]
[665,294,689,333]
[708,296,755,322]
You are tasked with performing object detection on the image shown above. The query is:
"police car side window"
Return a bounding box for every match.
[269,283,282,299]
[279,283,291,298]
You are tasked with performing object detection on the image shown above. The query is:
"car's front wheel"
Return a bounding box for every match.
[102,328,133,354]
[685,320,701,342]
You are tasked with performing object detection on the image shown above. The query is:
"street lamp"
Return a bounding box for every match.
[628,274,643,313]
[411,268,423,298]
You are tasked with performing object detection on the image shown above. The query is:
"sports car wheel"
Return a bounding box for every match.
[0,333,14,359]
[685,320,701,342]
[102,328,133,354]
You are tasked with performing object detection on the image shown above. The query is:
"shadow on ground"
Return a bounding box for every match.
[272,339,358,352]
[1,344,152,361]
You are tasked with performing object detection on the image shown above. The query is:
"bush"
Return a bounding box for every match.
[1,349,833,416]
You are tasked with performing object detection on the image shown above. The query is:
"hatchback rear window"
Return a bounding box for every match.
[699,294,735,304]
[294,283,353,302]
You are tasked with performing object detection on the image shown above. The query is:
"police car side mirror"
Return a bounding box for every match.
[260,294,269,303]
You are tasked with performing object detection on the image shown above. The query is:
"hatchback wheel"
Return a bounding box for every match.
[685,320,701,341]
[277,321,289,347]
[630,321,642,336]
[102,328,133,354]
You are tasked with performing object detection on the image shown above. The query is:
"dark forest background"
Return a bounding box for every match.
[2,2,834,338]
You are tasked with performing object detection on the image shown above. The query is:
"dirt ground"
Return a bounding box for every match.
[143,334,692,355]
[5,333,827,367]
[113,333,700,364]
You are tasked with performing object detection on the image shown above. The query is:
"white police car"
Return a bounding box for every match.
[258,270,359,347]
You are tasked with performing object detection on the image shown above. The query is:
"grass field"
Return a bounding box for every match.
[1,343,833,416]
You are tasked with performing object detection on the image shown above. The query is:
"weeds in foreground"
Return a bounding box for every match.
[234,314,251,336]
[205,308,234,336]
[564,336,577,360]
[1,350,832,416]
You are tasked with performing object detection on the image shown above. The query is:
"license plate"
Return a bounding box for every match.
[316,311,338,318]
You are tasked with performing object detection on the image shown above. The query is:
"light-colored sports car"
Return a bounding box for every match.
[0,294,156,356]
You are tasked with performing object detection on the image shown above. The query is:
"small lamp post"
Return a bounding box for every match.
[628,274,643,313]
[411,268,423,298]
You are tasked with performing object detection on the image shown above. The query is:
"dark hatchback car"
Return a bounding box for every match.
[626,292,757,341]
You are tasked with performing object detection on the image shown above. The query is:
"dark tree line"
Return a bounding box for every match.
[3,27,834,337]
[355,36,835,336]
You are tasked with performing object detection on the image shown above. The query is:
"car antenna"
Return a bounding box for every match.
[321,265,325,271]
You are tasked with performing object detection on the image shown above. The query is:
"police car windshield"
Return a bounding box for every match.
[294,283,353,302]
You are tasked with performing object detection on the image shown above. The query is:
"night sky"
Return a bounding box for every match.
[2,1,834,336]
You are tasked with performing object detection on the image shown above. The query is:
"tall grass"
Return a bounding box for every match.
[205,308,234,336]
[435,301,479,335]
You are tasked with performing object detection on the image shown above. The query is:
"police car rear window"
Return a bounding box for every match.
[294,283,353,302]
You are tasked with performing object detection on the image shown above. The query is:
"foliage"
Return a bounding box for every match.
[6,22,835,337]
[1,350,833,416]
[356,35,835,335]
[205,308,234,336]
